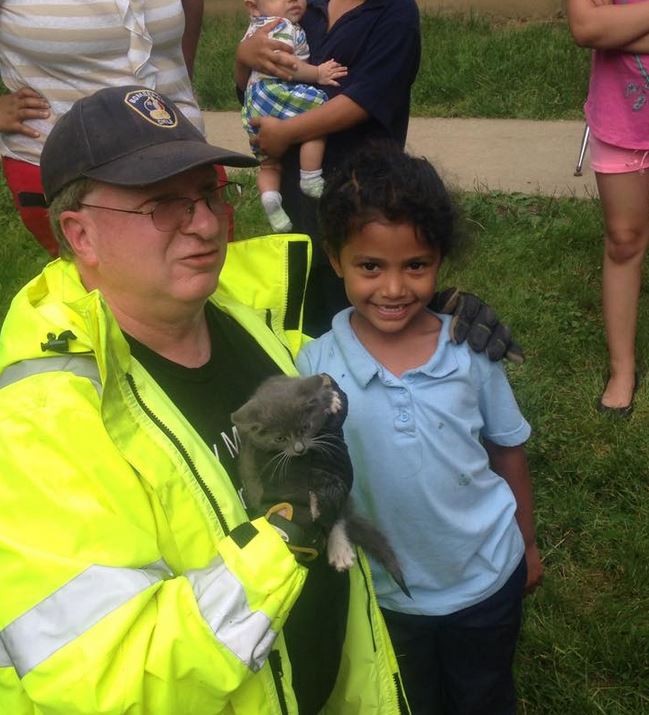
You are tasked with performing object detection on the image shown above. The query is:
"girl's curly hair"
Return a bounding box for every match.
[319,141,462,259]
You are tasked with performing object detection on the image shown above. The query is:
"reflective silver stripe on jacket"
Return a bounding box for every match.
[0,638,10,668]
[0,356,101,396]
[0,561,171,677]
[187,559,277,672]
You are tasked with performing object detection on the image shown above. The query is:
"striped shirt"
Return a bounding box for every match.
[0,0,204,165]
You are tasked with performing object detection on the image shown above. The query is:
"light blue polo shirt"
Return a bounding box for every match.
[296,308,531,615]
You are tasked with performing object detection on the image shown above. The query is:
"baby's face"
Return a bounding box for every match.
[251,0,306,23]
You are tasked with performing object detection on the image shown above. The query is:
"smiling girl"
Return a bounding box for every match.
[296,143,543,715]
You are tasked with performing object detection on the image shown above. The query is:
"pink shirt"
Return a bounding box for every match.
[585,0,649,150]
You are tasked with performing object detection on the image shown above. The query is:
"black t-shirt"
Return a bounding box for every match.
[126,304,349,714]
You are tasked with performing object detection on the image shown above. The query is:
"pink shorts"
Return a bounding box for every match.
[589,134,649,175]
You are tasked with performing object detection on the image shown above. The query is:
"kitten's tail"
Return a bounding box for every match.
[346,512,412,599]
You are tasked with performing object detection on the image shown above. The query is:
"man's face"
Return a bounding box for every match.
[73,165,229,316]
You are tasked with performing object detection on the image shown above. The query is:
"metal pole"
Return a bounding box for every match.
[574,124,590,177]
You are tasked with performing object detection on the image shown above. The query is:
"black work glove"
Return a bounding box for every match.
[264,502,326,563]
[430,287,524,364]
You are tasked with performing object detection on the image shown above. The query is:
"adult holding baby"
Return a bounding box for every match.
[237,0,421,336]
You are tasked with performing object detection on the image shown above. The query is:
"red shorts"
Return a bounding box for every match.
[2,158,233,258]
[2,156,58,256]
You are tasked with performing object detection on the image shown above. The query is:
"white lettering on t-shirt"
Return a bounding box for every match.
[211,425,242,461]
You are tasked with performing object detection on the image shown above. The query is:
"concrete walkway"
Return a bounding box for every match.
[203,111,598,199]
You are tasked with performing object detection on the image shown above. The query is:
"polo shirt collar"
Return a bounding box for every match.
[331,308,458,387]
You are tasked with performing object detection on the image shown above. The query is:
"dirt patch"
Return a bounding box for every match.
[206,0,564,19]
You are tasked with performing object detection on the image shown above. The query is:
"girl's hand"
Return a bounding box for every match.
[317,59,348,87]
[0,88,50,137]
[524,543,544,596]
[237,19,298,81]
[250,115,293,158]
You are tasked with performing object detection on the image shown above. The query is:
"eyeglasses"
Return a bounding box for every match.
[79,182,243,232]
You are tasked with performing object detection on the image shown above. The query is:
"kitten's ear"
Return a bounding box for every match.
[232,402,254,427]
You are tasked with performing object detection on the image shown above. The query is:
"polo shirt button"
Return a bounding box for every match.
[399,388,407,395]
[400,412,409,422]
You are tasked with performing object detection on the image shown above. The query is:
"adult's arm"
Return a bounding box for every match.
[0,384,305,713]
[0,87,49,137]
[567,0,649,49]
[484,441,543,596]
[252,94,368,158]
[181,0,204,78]
[251,3,420,158]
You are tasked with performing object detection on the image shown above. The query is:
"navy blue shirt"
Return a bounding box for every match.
[301,0,421,171]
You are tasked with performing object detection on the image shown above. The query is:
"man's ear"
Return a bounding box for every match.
[59,210,99,267]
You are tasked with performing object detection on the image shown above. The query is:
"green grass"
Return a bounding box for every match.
[193,12,590,119]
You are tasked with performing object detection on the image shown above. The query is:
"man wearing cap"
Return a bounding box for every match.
[0,86,408,715]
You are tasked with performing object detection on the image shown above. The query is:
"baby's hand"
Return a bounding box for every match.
[317,59,348,87]
[0,88,50,137]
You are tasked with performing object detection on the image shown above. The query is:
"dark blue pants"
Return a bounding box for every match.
[382,558,526,715]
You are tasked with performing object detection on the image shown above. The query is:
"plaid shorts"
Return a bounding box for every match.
[242,79,328,159]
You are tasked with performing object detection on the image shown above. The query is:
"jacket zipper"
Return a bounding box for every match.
[268,650,289,715]
[125,373,229,535]
[359,552,408,713]
[356,552,377,651]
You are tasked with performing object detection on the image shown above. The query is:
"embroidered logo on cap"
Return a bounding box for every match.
[124,89,178,128]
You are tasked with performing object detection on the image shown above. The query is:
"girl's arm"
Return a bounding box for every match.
[567,0,649,49]
[250,94,369,159]
[484,440,543,595]
[620,33,649,53]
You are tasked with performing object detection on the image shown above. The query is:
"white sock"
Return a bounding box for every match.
[300,169,325,198]
[261,191,292,233]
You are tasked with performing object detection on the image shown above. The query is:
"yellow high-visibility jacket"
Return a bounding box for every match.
[0,235,408,715]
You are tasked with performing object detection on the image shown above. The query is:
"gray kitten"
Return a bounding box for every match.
[231,373,410,597]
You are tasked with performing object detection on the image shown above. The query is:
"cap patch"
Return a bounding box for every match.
[124,89,178,128]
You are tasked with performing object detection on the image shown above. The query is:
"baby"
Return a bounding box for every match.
[240,0,347,232]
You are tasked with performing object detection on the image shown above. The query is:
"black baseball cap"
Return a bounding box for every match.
[41,85,258,203]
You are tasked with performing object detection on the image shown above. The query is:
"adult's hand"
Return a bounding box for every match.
[250,115,293,159]
[430,287,524,363]
[0,88,50,137]
[237,19,298,82]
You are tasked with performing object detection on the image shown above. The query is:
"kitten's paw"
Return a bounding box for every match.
[309,491,320,521]
[328,391,342,415]
[327,522,356,571]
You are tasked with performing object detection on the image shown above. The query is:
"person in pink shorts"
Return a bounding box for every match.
[568,0,649,416]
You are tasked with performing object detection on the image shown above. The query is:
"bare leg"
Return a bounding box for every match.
[299,138,325,172]
[299,139,326,198]
[596,170,649,408]
[257,159,282,194]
